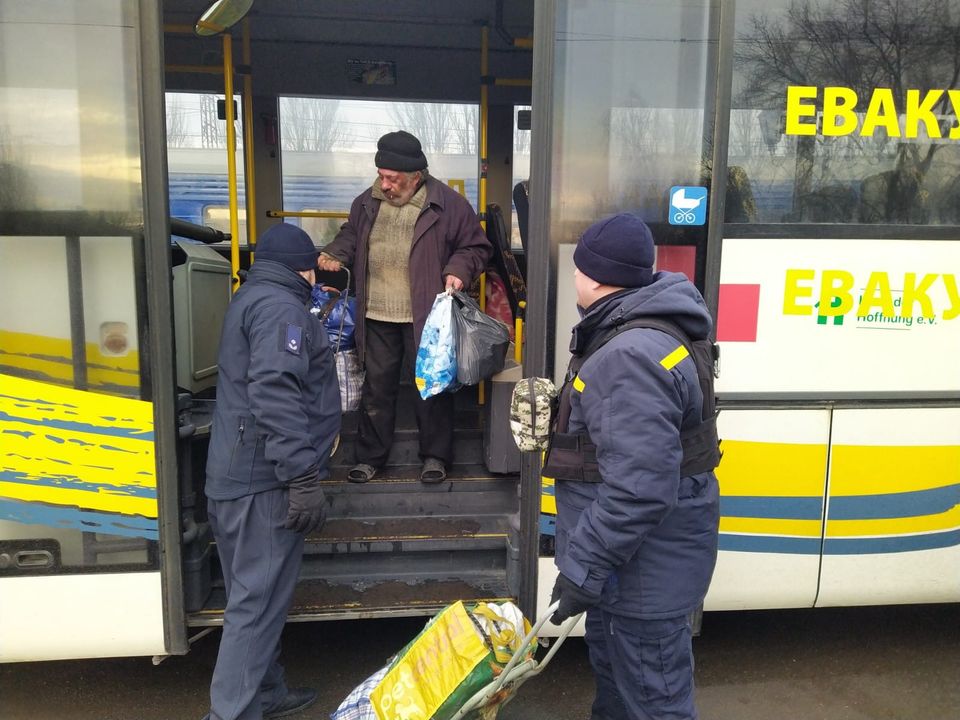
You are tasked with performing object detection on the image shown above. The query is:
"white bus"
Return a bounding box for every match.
[1,0,957,662]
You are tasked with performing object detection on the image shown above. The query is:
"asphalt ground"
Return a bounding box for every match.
[1,603,957,720]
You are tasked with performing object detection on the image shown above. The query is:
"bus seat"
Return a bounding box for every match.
[513,180,530,253]
[485,203,527,322]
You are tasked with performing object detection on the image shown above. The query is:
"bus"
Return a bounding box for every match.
[1,0,958,663]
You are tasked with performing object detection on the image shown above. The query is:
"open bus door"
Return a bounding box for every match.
[0,1,183,661]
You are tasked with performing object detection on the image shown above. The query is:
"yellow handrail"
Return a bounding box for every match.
[266,210,349,220]
[222,33,241,292]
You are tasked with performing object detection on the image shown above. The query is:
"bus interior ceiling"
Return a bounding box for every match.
[160,1,535,622]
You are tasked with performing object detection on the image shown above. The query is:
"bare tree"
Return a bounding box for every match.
[387,103,455,154]
[736,0,960,223]
[280,97,346,152]
[166,94,191,148]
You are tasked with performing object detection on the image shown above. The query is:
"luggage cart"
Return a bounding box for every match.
[449,602,582,720]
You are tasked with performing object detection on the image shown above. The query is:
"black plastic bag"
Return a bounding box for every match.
[451,290,510,386]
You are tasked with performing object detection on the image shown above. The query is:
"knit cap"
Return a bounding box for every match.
[255,223,318,271]
[573,213,655,287]
[375,131,428,172]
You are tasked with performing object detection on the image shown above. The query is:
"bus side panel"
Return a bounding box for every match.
[817,408,960,607]
[705,409,830,610]
[0,573,165,662]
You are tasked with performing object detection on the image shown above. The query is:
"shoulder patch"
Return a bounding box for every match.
[283,323,303,355]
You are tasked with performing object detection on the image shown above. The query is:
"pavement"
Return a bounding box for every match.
[1,603,957,719]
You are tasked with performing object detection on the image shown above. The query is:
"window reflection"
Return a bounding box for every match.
[731,0,960,224]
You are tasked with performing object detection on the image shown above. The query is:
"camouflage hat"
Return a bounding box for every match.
[510,377,557,452]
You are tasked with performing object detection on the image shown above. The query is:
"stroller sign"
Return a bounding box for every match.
[669,186,708,225]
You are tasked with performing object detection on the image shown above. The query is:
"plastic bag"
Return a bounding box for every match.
[451,290,510,386]
[415,292,459,400]
[310,286,357,351]
[336,348,364,413]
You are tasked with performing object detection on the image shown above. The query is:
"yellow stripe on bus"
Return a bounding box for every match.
[659,345,689,370]
[0,330,140,391]
[826,505,960,537]
[719,516,822,537]
[830,444,960,495]
[715,440,828,497]
[0,481,157,518]
[541,493,557,515]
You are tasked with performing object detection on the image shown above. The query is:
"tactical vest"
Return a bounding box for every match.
[541,317,721,482]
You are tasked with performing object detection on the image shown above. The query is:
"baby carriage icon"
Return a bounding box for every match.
[671,187,704,224]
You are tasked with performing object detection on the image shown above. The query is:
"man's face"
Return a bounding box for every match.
[378,169,421,206]
[574,266,595,309]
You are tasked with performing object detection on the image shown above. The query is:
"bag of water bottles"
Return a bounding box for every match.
[415,292,459,400]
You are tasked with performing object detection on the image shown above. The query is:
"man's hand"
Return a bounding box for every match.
[284,467,329,535]
[318,252,342,272]
[550,573,601,624]
[444,274,464,292]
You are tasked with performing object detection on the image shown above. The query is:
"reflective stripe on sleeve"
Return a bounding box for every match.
[660,345,689,370]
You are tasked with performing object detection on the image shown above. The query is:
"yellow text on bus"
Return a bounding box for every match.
[782,270,960,320]
[785,85,960,138]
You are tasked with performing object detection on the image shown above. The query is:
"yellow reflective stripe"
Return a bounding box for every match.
[660,345,689,370]
[573,374,585,392]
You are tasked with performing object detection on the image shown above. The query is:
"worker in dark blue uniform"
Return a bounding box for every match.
[547,213,721,720]
[203,223,341,720]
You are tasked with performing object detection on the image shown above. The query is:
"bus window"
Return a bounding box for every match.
[512,105,531,251]
[277,97,481,243]
[730,0,960,225]
[167,92,247,244]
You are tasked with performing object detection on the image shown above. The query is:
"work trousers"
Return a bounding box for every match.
[586,610,698,720]
[357,318,455,467]
[207,488,304,720]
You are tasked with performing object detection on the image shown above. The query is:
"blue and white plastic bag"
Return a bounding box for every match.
[415,292,458,400]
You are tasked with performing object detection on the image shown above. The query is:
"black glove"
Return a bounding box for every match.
[550,573,601,624]
[283,467,328,535]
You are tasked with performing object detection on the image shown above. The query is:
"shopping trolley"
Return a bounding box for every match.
[448,602,582,720]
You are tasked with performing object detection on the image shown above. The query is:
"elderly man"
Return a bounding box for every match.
[319,130,491,483]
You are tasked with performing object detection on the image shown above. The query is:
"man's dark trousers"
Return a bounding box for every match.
[585,610,697,720]
[208,488,304,720]
[357,318,455,467]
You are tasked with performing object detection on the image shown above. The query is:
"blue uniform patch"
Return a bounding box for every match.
[284,324,302,355]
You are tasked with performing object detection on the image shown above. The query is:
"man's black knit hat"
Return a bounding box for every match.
[574,213,655,288]
[375,130,428,172]
[255,223,318,271]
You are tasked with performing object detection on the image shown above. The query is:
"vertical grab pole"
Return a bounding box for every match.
[222,33,241,291]
[478,24,491,406]
[242,18,257,255]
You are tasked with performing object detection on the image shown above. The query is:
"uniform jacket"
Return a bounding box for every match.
[554,272,720,619]
[322,175,491,360]
[205,260,341,500]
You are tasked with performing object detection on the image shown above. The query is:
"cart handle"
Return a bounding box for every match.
[489,601,582,695]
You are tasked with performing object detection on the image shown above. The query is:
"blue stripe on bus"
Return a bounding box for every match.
[718,533,821,555]
[0,470,157,499]
[0,498,158,541]
[828,484,960,520]
[823,529,960,555]
[720,496,823,520]
[0,407,155,440]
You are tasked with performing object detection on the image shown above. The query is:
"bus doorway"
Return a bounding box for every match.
[160,0,538,631]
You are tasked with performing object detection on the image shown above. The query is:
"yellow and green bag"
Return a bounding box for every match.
[370,600,534,720]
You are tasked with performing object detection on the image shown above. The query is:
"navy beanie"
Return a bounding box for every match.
[573,213,655,288]
[375,130,428,172]
[255,223,318,271]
